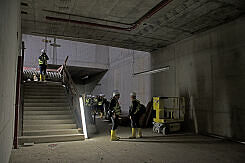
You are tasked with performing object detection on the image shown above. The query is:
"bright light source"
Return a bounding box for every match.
[79,97,88,139]
[81,76,88,80]
[133,66,170,76]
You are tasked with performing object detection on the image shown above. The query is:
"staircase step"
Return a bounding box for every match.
[24,119,74,125]
[24,96,66,99]
[24,86,64,89]
[23,124,77,130]
[24,87,65,91]
[24,84,63,87]
[24,106,70,111]
[24,81,63,86]
[24,115,72,120]
[24,92,65,96]
[24,99,68,103]
[24,90,65,94]
[18,134,85,144]
[24,86,65,90]
[24,103,69,107]
[23,129,82,136]
[24,110,71,115]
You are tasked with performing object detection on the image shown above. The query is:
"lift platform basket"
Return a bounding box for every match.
[153,96,185,135]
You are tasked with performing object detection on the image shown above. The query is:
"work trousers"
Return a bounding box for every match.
[39,65,47,75]
[111,115,119,130]
[131,115,140,128]
[98,105,104,114]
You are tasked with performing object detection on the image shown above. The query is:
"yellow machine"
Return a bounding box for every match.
[153,97,185,135]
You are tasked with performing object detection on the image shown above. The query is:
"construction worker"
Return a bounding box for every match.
[85,95,94,124]
[109,90,121,141]
[104,97,111,120]
[97,94,106,118]
[129,92,143,139]
[91,95,97,124]
[85,95,92,107]
[38,49,49,81]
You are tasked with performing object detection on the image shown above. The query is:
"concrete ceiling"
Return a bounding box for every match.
[21,0,245,52]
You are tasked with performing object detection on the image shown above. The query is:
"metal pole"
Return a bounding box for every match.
[44,36,47,52]
[53,37,57,64]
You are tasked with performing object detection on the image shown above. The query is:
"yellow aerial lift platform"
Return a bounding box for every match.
[153,97,185,135]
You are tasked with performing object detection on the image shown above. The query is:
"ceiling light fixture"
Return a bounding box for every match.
[81,76,88,80]
[133,66,170,76]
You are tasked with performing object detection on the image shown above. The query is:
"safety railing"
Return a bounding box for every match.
[58,56,84,132]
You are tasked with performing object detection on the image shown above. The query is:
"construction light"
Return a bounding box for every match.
[133,66,170,76]
[81,75,88,80]
[79,97,88,139]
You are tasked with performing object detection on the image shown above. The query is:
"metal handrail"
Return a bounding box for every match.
[63,66,79,96]
[58,56,83,130]
[57,56,78,95]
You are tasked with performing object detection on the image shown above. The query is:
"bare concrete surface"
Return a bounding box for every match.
[10,118,245,163]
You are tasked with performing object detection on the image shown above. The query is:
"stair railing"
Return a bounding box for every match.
[58,57,83,131]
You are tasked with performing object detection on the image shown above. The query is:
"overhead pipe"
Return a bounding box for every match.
[46,0,173,31]
[43,9,133,26]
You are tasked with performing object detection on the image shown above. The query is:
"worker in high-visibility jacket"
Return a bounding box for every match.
[97,94,106,118]
[97,94,104,118]
[85,95,94,124]
[109,90,121,141]
[91,95,98,124]
[38,49,49,81]
[129,92,143,139]
[85,95,92,107]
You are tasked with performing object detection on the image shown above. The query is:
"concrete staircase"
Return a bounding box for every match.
[18,81,84,145]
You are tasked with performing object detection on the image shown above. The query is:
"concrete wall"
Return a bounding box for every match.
[92,48,152,114]
[0,0,21,162]
[22,34,109,69]
[151,16,245,140]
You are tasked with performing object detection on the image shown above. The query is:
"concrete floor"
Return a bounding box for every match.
[10,118,245,163]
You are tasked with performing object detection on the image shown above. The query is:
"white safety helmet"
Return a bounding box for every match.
[130,92,136,97]
[113,90,120,97]
[41,49,46,54]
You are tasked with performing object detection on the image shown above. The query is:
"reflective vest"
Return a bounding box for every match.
[130,99,141,115]
[113,100,121,115]
[39,55,48,65]
[85,98,91,106]
[98,98,103,106]
[98,101,103,106]
[85,99,89,106]
[93,98,98,105]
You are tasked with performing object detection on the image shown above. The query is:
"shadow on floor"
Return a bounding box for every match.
[118,138,225,144]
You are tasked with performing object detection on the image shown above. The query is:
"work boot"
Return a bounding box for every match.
[39,74,42,81]
[137,128,143,138]
[100,112,103,118]
[129,128,136,139]
[115,130,120,139]
[43,75,46,81]
[111,130,119,141]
